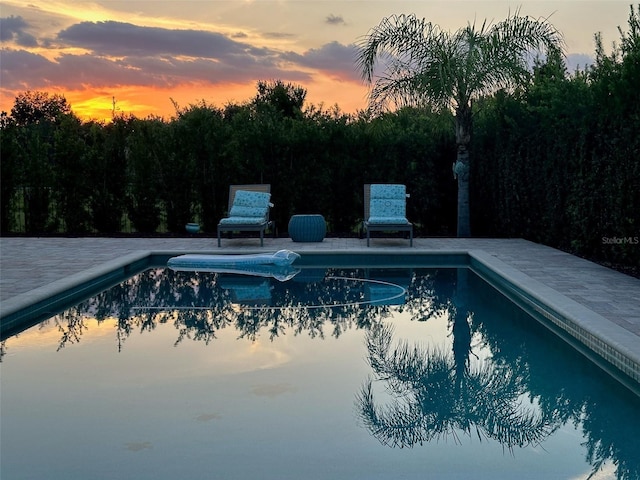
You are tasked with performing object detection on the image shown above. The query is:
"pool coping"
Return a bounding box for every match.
[1,247,639,390]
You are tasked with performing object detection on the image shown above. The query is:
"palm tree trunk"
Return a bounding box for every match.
[455,147,471,237]
[453,105,472,237]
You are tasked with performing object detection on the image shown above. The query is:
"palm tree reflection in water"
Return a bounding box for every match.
[357,270,554,451]
[357,321,554,450]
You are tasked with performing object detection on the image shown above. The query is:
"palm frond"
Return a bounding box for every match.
[356,11,565,113]
[356,14,451,111]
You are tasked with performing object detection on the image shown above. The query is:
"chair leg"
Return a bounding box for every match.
[367,230,370,247]
[260,230,264,247]
[217,228,222,247]
[410,228,413,247]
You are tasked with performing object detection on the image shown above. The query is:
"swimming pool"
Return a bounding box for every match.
[1,255,639,479]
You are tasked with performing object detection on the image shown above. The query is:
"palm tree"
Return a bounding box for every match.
[356,321,554,450]
[357,11,564,236]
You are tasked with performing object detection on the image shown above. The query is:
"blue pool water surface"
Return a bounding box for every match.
[1,264,639,480]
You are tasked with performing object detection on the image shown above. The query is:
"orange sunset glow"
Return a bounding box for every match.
[0,1,631,122]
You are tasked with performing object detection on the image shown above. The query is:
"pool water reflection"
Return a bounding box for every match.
[1,266,639,480]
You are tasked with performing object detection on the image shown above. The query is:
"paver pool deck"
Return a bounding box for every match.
[1,236,639,385]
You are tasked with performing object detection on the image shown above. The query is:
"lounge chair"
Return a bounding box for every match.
[363,184,413,247]
[217,184,275,247]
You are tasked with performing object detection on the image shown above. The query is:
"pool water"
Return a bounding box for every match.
[1,266,639,480]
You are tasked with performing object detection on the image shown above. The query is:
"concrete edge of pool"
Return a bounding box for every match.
[1,247,639,393]
[0,250,152,335]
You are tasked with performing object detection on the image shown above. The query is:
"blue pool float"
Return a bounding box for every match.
[167,250,301,281]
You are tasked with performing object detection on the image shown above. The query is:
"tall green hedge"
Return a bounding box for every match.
[471,8,639,267]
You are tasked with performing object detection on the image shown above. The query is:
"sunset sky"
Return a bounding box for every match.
[0,1,632,122]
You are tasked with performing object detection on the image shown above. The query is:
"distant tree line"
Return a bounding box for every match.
[1,8,638,268]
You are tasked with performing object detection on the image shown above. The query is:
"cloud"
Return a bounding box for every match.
[0,15,38,47]
[0,49,56,88]
[0,49,152,89]
[57,20,275,60]
[0,15,27,41]
[262,32,296,39]
[0,47,312,91]
[285,41,360,81]
[326,14,346,26]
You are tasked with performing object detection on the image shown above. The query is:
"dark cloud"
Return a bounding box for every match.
[0,16,27,41]
[57,20,275,60]
[0,49,52,85]
[0,49,152,89]
[263,32,296,39]
[285,41,360,81]
[326,14,346,26]
[0,15,39,47]
[0,47,311,91]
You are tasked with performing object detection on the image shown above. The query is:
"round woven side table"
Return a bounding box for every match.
[288,214,326,242]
